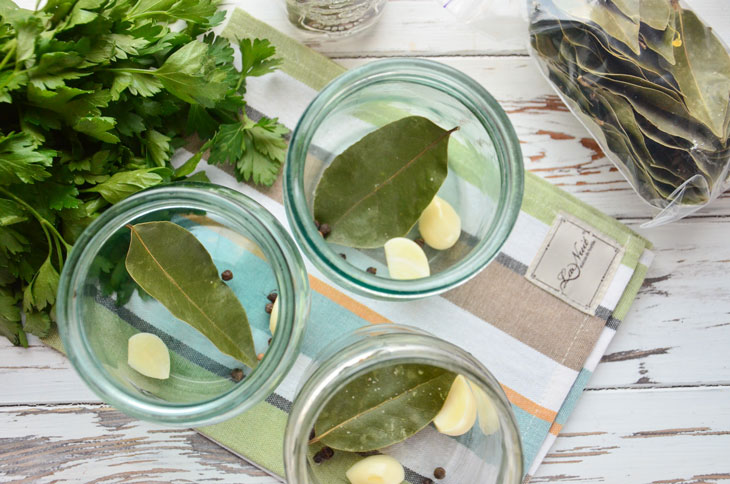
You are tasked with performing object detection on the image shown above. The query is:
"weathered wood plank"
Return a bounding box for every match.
[533,386,730,483]
[2,386,729,484]
[0,336,100,405]
[0,404,278,483]
[589,218,730,390]
[235,0,730,58]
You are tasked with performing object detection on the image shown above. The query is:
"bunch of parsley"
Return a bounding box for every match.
[0,0,289,346]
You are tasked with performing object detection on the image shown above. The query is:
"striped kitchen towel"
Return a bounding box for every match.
[43,8,654,484]
[200,9,653,483]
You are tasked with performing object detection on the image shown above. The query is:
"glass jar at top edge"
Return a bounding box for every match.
[286,0,388,37]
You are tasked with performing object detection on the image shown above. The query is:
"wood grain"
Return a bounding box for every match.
[0,404,278,484]
[532,386,730,483]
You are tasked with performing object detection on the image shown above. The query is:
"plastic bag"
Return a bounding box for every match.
[442,0,730,226]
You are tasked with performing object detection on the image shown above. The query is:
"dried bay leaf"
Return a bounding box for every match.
[553,0,641,54]
[670,9,730,138]
[610,0,640,24]
[313,116,455,249]
[580,74,718,150]
[125,221,257,368]
[311,364,456,452]
[639,0,671,31]
[640,8,676,65]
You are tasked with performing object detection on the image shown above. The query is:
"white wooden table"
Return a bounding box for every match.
[3,1,730,482]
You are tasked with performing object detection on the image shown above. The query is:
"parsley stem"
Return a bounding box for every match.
[0,187,72,253]
[0,42,16,72]
[126,11,170,21]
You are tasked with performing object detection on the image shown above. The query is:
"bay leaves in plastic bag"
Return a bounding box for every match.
[667,9,730,138]
[553,0,641,54]
[639,0,672,31]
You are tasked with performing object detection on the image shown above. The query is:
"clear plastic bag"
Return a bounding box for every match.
[442,0,730,226]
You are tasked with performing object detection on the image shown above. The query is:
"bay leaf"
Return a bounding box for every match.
[311,364,457,452]
[635,110,695,151]
[125,221,257,368]
[670,8,730,138]
[553,0,641,54]
[639,0,671,31]
[313,116,455,249]
[580,73,718,151]
[639,8,676,65]
[610,0,640,24]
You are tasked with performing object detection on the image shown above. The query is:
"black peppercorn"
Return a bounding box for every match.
[231,369,244,382]
[309,428,316,440]
[265,303,273,313]
[221,270,233,281]
[414,237,426,248]
[314,219,321,230]
[434,467,446,479]
[339,253,347,260]
[267,292,278,302]
[366,266,377,274]
[312,446,334,463]
[319,223,331,237]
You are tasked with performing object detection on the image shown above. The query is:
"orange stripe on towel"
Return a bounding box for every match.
[501,384,558,423]
[308,275,390,324]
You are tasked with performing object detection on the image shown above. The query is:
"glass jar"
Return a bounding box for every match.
[284,58,524,300]
[284,324,523,483]
[286,0,387,38]
[56,183,310,426]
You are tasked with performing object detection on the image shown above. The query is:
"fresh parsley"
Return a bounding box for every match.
[0,0,288,346]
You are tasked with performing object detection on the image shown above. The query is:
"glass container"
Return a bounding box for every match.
[284,58,524,300]
[56,183,310,426]
[286,0,387,37]
[283,324,523,484]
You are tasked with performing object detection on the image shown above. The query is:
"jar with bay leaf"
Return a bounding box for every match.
[56,184,310,426]
[283,325,523,484]
[284,59,524,300]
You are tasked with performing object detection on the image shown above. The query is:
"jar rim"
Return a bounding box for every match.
[56,183,310,426]
[283,324,524,484]
[283,58,525,300]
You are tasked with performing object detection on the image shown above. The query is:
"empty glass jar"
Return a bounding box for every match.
[286,0,387,37]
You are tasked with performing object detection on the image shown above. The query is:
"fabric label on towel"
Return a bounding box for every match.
[526,213,624,314]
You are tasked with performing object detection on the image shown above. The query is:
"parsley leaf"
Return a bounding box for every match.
[0,132,54,185]
[23,256,59,312]
[85,167,168,204]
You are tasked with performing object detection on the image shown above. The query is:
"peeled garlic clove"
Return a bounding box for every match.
[269,297,280,334]
[418,196,461,250]
[384,237,430,280]
[128,333,170,379]
[434,374,478,436]
[345,455,405,484]
[467,380,500,435]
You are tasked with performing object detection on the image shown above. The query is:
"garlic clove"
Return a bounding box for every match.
[434,374,478,436]
[384,237,430,280]
[467,380,500,435]
[418,195,461,250]
[128,332,170,379]
[269,297,280,334]
[345,455,405,484]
